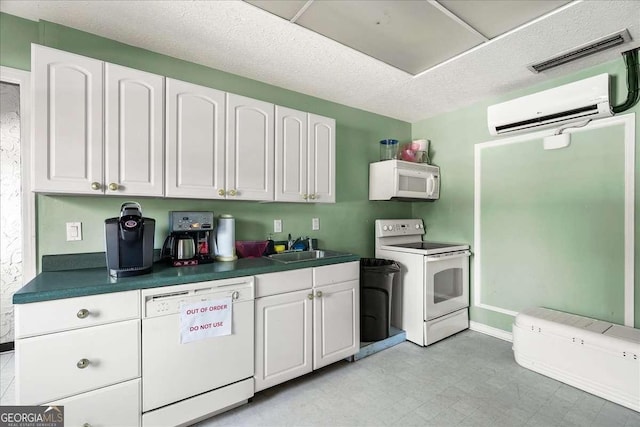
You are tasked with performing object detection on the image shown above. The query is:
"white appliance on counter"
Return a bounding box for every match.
[375,219,470,346]
[369,160,440,201]
[140,277,254,427]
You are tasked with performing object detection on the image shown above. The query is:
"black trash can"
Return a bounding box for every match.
[360,258,400,342]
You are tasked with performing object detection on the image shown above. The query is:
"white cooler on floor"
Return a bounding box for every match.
[513,307,639,412]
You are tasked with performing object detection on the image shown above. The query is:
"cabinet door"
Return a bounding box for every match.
[255,289,313,391]
[275,106,308,202]
[46,379,140,427]
[313,279,359,369]
[16,320,140,404]
[105,63,164,196]
[166,78,226,199]
[226,94,274,201]
[32,45,104,194]
[308,114,336,203]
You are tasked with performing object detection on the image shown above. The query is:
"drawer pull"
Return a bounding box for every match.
[83,424,91,427]
[307,293,314,300]
[77,309,90,319]
[232,291,240,300]
[316,291,323,298]
[77,358,90,369]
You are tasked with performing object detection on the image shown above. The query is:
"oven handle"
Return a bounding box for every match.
[426,250,471,261]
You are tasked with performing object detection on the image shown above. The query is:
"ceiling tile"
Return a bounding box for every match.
[439,0,572,39]
[294,0,486,74]
[245,0,308,21]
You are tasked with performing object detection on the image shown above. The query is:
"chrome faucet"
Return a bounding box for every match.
[288,235,311,251]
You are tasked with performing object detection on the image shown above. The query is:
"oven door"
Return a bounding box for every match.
[395,168,439,200]
[424,251,470,320]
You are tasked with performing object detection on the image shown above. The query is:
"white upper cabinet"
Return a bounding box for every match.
[226,94,275,201]
[32,45,164,196]
[32,45,104,194]
[165,78,226,199]
[308,114,336,203]
[31,45,334,202]
[275,106,308,202]
[105,64,164,196]
[275,107,335,203]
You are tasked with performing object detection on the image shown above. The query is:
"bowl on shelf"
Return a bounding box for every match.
[235,240,269,258]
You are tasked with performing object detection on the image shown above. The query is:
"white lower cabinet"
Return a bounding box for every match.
[46,379,140,427]
[254,262,359,391]
[313,279,360,369]
[15,290,142,427]
[255,289,313,392]
[16,319,140,404]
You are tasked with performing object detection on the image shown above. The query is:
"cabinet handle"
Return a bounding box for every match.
[218,189,225,196]
[83,424,91,427]
[108,182,119,191]
[77,358,90,369]
[232,291,240,300]
[309,194,317,200]
[302,194,308,200]
[228,189,237,196]
[316,291,323,298]
[90,182,101,191]
[77,309,90,319]
[307,293,314,300]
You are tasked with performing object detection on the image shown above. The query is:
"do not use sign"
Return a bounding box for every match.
[180,297,232,344]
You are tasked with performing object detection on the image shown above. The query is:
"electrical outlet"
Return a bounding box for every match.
[312,218,320,231]
[66,222,82,241]
[274,219,282,233]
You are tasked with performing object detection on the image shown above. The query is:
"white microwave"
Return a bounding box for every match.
[369,160,440,201]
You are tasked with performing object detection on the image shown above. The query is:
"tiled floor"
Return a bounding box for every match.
[2,331,639,426]
[0,349,15,405]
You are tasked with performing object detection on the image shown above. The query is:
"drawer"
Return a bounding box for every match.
[313,262,359,287]
[15,290,140,338]
[16,319,140,404]
[255,268,313,297]
[46,379,140,427]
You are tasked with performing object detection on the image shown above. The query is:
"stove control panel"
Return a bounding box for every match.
[375,219,425,237]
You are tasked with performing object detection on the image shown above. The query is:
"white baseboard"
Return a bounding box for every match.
[469,321,513,342]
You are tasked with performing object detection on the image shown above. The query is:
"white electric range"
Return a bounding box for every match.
[375,219,471,346]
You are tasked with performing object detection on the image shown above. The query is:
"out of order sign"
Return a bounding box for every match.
[179,297,232,344]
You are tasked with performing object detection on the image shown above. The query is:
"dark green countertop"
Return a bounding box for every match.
[13,254,361,304]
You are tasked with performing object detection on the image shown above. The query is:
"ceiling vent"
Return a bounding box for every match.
[528,29,631,73]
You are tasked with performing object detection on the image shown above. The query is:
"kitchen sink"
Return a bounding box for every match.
[267,250,348,263]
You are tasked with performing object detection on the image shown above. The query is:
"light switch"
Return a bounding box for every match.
[66,222,82,241]
[312,218,320,231]
[274,219,282,233]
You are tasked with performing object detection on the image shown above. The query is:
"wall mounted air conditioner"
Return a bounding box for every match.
[487,74,612,136]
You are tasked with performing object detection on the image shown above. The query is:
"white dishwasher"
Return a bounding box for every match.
[141,277,254,427]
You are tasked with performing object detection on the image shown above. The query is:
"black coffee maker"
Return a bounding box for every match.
[105,202,155,277]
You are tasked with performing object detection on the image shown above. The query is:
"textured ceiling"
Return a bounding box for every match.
[1,0,639,123]
[246,0,571,75]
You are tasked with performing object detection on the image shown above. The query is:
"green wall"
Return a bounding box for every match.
[3,12,638,332]
[412,58,640,329]
[0,13,412,265]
